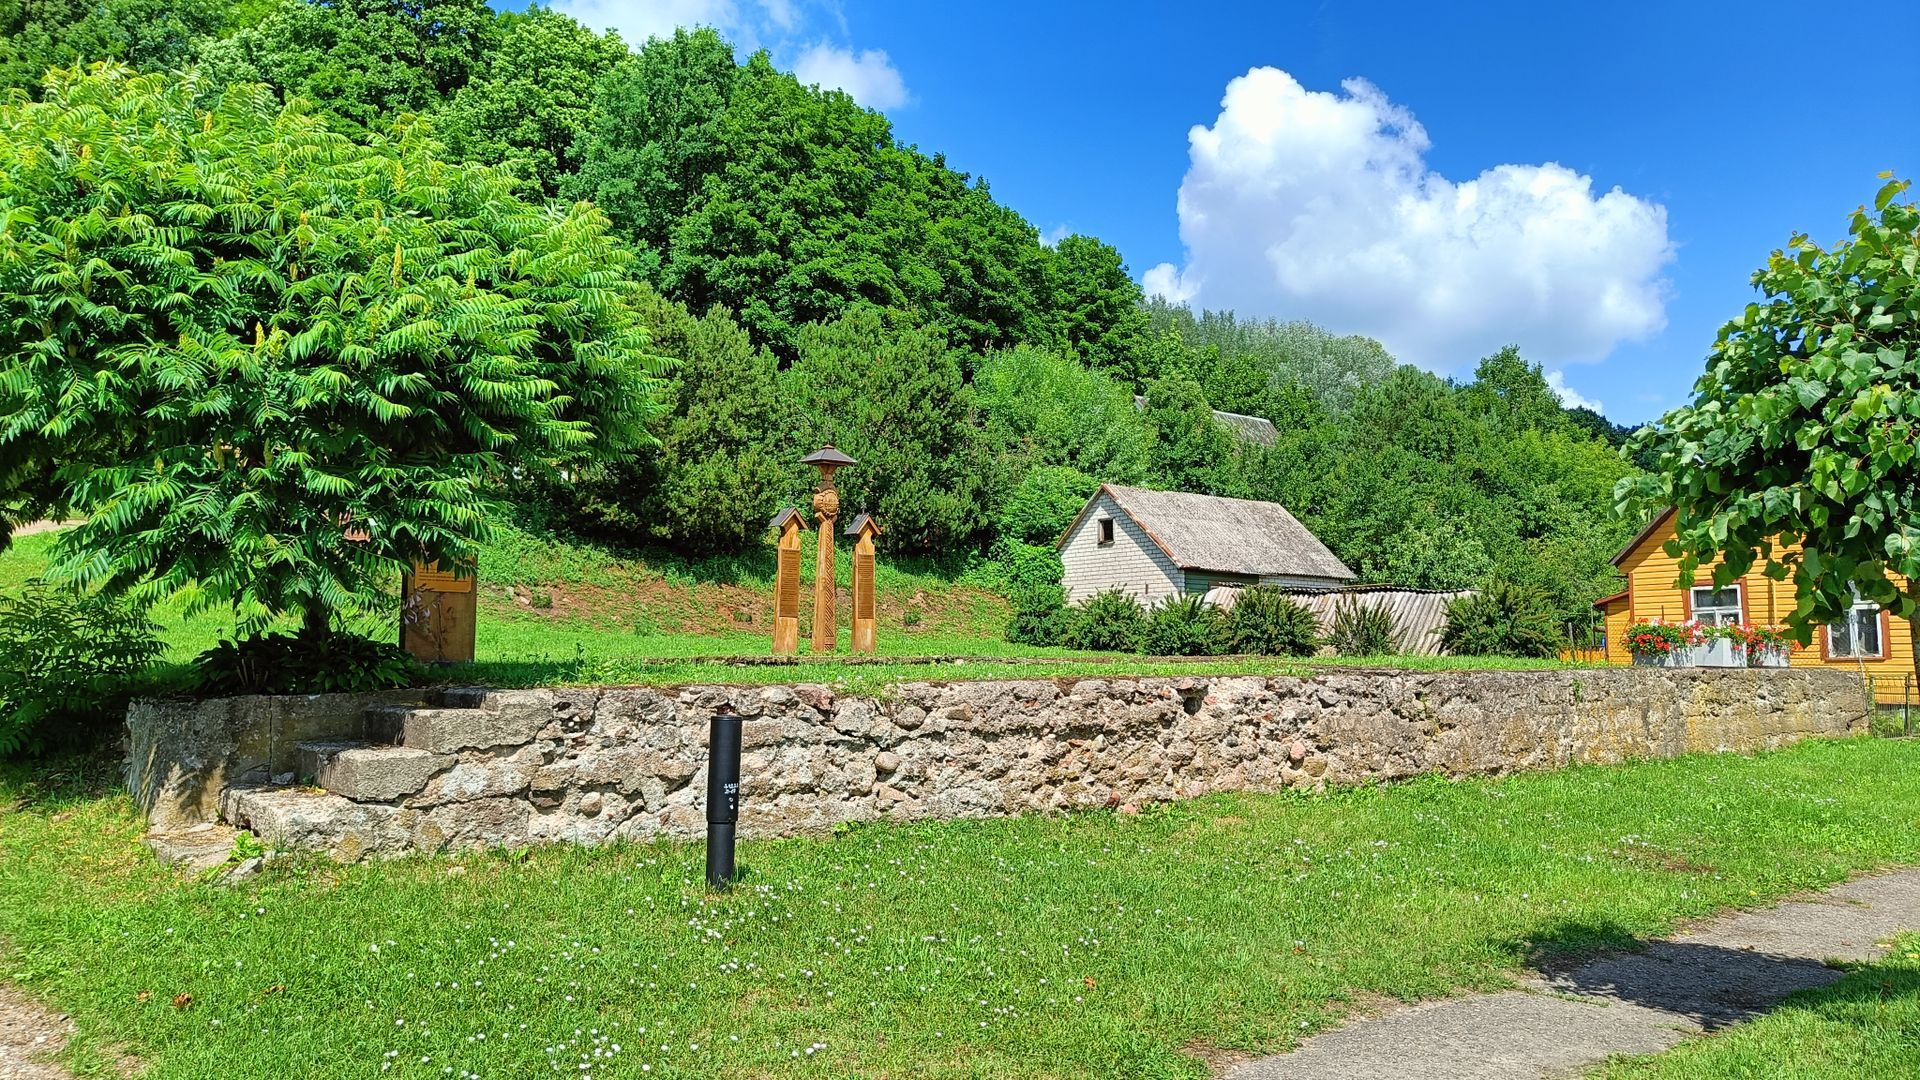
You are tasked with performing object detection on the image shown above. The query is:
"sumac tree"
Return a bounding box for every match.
[0,67,669,632]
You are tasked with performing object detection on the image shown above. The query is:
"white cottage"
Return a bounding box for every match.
[1057,485,1352,604]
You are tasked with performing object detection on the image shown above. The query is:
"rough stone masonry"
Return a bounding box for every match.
[128,667,1869,862]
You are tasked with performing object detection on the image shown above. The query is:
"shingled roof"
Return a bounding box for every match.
[1071,485,1353,580]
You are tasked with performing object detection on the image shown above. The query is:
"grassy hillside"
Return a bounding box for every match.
[0,524,1027,666]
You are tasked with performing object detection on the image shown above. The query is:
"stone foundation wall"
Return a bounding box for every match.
[133,667,1870,860]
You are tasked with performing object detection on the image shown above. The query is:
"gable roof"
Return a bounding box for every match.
[1063,484,1352,580]
[1131,396,1278,446]
[1612,507,1675,566]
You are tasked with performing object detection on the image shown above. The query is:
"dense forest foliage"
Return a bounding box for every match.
[0,0,1641,633]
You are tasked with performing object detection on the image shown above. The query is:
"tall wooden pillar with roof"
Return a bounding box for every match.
[800,445,857,654]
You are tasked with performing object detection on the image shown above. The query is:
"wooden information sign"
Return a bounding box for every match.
[845,514,882,654]
[401,560,477,664]
[769,508,807,655]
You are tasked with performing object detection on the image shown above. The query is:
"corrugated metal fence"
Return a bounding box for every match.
[1203,584,1473,657]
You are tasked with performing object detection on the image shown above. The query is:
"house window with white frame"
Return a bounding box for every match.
[1690,584,1742,626]
[1828,588,1884,659]
[1097,518,1115,546]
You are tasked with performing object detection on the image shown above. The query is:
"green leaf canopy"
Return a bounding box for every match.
[0,66,670,630]
[1621,177,1920,643]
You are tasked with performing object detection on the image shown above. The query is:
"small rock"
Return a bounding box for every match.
[446,865,467,877]
[1118,803,1140,816]
[874,784,910,805]
[1289,741,1307,764]
[222,856,263,884]
[579,792,604,817]
[874,751,902,775]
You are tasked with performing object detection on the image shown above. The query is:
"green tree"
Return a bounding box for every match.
[570,30,1071,359]
[996,465,1100,546]
[434,5,627,197]
[1621,176,1920,675]
[974,345,1153,484]
[1142,374,1237,494]
[1044,234,1150,383]
[0,0,230,97]
[0,67,669,631]
[565,28,740,283]
[1458,346,1571,433]
[784,308,990,553]
[647,301,805,553]
[200,0,500,136]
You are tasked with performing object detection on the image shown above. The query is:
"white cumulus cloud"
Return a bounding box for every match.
[1545,369,1603,414]
[791,44,910,109]
[1144,69,1674,371]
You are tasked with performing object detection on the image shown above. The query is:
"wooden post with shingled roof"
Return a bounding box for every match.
[768,507,807,655]
[801,445,856,654]
[845,513,882,654]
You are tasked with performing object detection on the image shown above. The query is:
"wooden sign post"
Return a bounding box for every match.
[401,560,477,664]
[845,513,882,654]
[800,445,856,654]
[768,507,807,655]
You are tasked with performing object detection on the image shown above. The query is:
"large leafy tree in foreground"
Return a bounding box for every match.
[0,67,669,631]
[1621,176,1920,670]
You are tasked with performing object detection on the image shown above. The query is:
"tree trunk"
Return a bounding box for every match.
[303,605,330,639]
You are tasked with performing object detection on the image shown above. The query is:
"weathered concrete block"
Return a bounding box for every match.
[408,745,541,807]
[145,823,240,872]
[390,706,551,753]
[218,786,410,862]
[313,745,453,802]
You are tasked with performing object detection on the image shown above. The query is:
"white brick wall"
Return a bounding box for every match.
[1060,492,1184,604]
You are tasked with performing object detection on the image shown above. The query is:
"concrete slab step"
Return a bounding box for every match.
[144,823,241,872]
[295,739,368,783]
[364,704,550,754]
[219,785,402,862]
[297,740,451,801]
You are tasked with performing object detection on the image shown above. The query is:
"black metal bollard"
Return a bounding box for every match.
[705,712,742,889]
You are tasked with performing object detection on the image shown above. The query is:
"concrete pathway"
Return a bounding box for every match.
[1228,868,1920,1080]
[0,986,73,1080]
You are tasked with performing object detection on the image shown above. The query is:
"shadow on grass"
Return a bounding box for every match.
[0,745,122,810]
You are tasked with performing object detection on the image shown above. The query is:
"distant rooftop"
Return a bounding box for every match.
[1090,484,1352,580]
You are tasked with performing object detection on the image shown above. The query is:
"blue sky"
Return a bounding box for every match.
[528,0,1917,424]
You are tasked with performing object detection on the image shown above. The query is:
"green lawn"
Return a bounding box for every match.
[1,525,1597,692]
[1594,932,1920,1079]
[3,737,1918,1079]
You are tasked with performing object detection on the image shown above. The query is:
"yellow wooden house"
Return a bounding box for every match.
[1596,508,1913,700]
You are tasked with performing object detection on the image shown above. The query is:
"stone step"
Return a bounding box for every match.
[144,822,242,872]
[434,686,491,709]
[219,785,401,863]
[364,703,550,754]
[297,740,451,802]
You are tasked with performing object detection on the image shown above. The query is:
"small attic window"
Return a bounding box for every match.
[1097,518,1115,546]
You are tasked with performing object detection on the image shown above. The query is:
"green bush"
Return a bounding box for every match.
[0,583,164,758]
[194,628,422,696]
[986,538,1066,596]
[1324,597,1397,656]
[1005,585,1070,647]
[1142,593,1223,656]
[1441,582,1559,658]
[996,465,1101,546]
[1063,589,1148,653]
[1220,586,1320,656]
